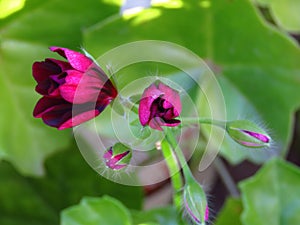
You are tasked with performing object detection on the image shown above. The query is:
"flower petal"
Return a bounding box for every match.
[33,97,69,118]
[33,59,71,97]
[33,97,107,129]
[58,108,100,130]
[139,96,156,126]
[158,82,181,115]
[50,46,93,72]
[33,58,72,82]
[60,65,117,104]
[139,83,163,126]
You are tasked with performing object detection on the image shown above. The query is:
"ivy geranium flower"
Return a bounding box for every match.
[33,47,117,129]
[139,81,181,131]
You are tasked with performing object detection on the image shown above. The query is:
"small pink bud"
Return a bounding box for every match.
[226,120,271,148]
[103,143,131,170]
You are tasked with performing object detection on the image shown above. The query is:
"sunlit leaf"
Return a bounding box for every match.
[0,0,119,175]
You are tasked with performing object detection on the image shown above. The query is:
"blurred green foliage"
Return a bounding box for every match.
[240,158,300,225]
[0,0,300,225]
[0,141,142,225]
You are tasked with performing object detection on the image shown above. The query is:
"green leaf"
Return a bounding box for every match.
[83,0,300,164]
[254,0,300,33]
[239,158,300,225]
[0,0,120,47]
[130,119,151,140]
[62,202,189,225]
[215,198,243,225]
[0,0,120,175]
[132,206,187,225]
[0,142,143,225]
[0,0,25,19]
[61,196,132,225]
[0,42,70,175]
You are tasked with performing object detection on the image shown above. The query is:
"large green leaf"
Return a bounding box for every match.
[62,199,188,225]
[0,0,120,175]
[83,0,300,164]
[132,206,187,225]
[215,198,243,225]
[254,0,300,33]
[239,158,300,225]
[0,142,143,225]
[61,196,132,225]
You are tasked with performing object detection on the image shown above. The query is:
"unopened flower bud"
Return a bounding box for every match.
[183,178,209,225]
[226,120,270,148]
[139,81,181,131]
[103,143,131,170]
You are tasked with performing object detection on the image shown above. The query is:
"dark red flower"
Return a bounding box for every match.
[139,82,181,131]
[33,47,117,129]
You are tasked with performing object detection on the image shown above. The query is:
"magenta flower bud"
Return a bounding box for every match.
[183,178,209,225]
[103,143,132,170]
[226,120,271,148]
[32,47,117,129]
[139,82,181,131]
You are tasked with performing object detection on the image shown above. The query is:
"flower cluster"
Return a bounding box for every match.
[33,47,117,129]
[33,46,272,225]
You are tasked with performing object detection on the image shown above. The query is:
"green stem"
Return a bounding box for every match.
[161,139,183,209]
[214,157,240,197]
[119,96,139,114]
[164,128,194,182]
[181,117,226,128]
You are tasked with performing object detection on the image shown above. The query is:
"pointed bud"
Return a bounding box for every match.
[103,143,132,170]
[226,120,270,148]
[183,178,209,225]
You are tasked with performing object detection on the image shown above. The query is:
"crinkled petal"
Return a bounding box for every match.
[142,83,164,99]
[33,58,72,82]
[163,119,181,127]
[33,97,69,118]
[35,79,61,97]
[59,70,84,103]
[58,108,100,130]
[33,58,71,96]
[148,117,181,131]
[158,82,181,115]
[33,97,106,129]
[139,96,156,126]
[60,66,117,104]
[85,65,118,98]
[139,83,163,126]
[50,46,93,72]
[163,108,175,120]
[33,59,61,82]
[162,100,173,109]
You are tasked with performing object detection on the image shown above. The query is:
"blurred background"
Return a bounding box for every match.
[1,0,300,224]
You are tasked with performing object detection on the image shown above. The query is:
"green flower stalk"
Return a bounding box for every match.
[163,128,209,225]
[226,120,271,148]
[183,177,209,224]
